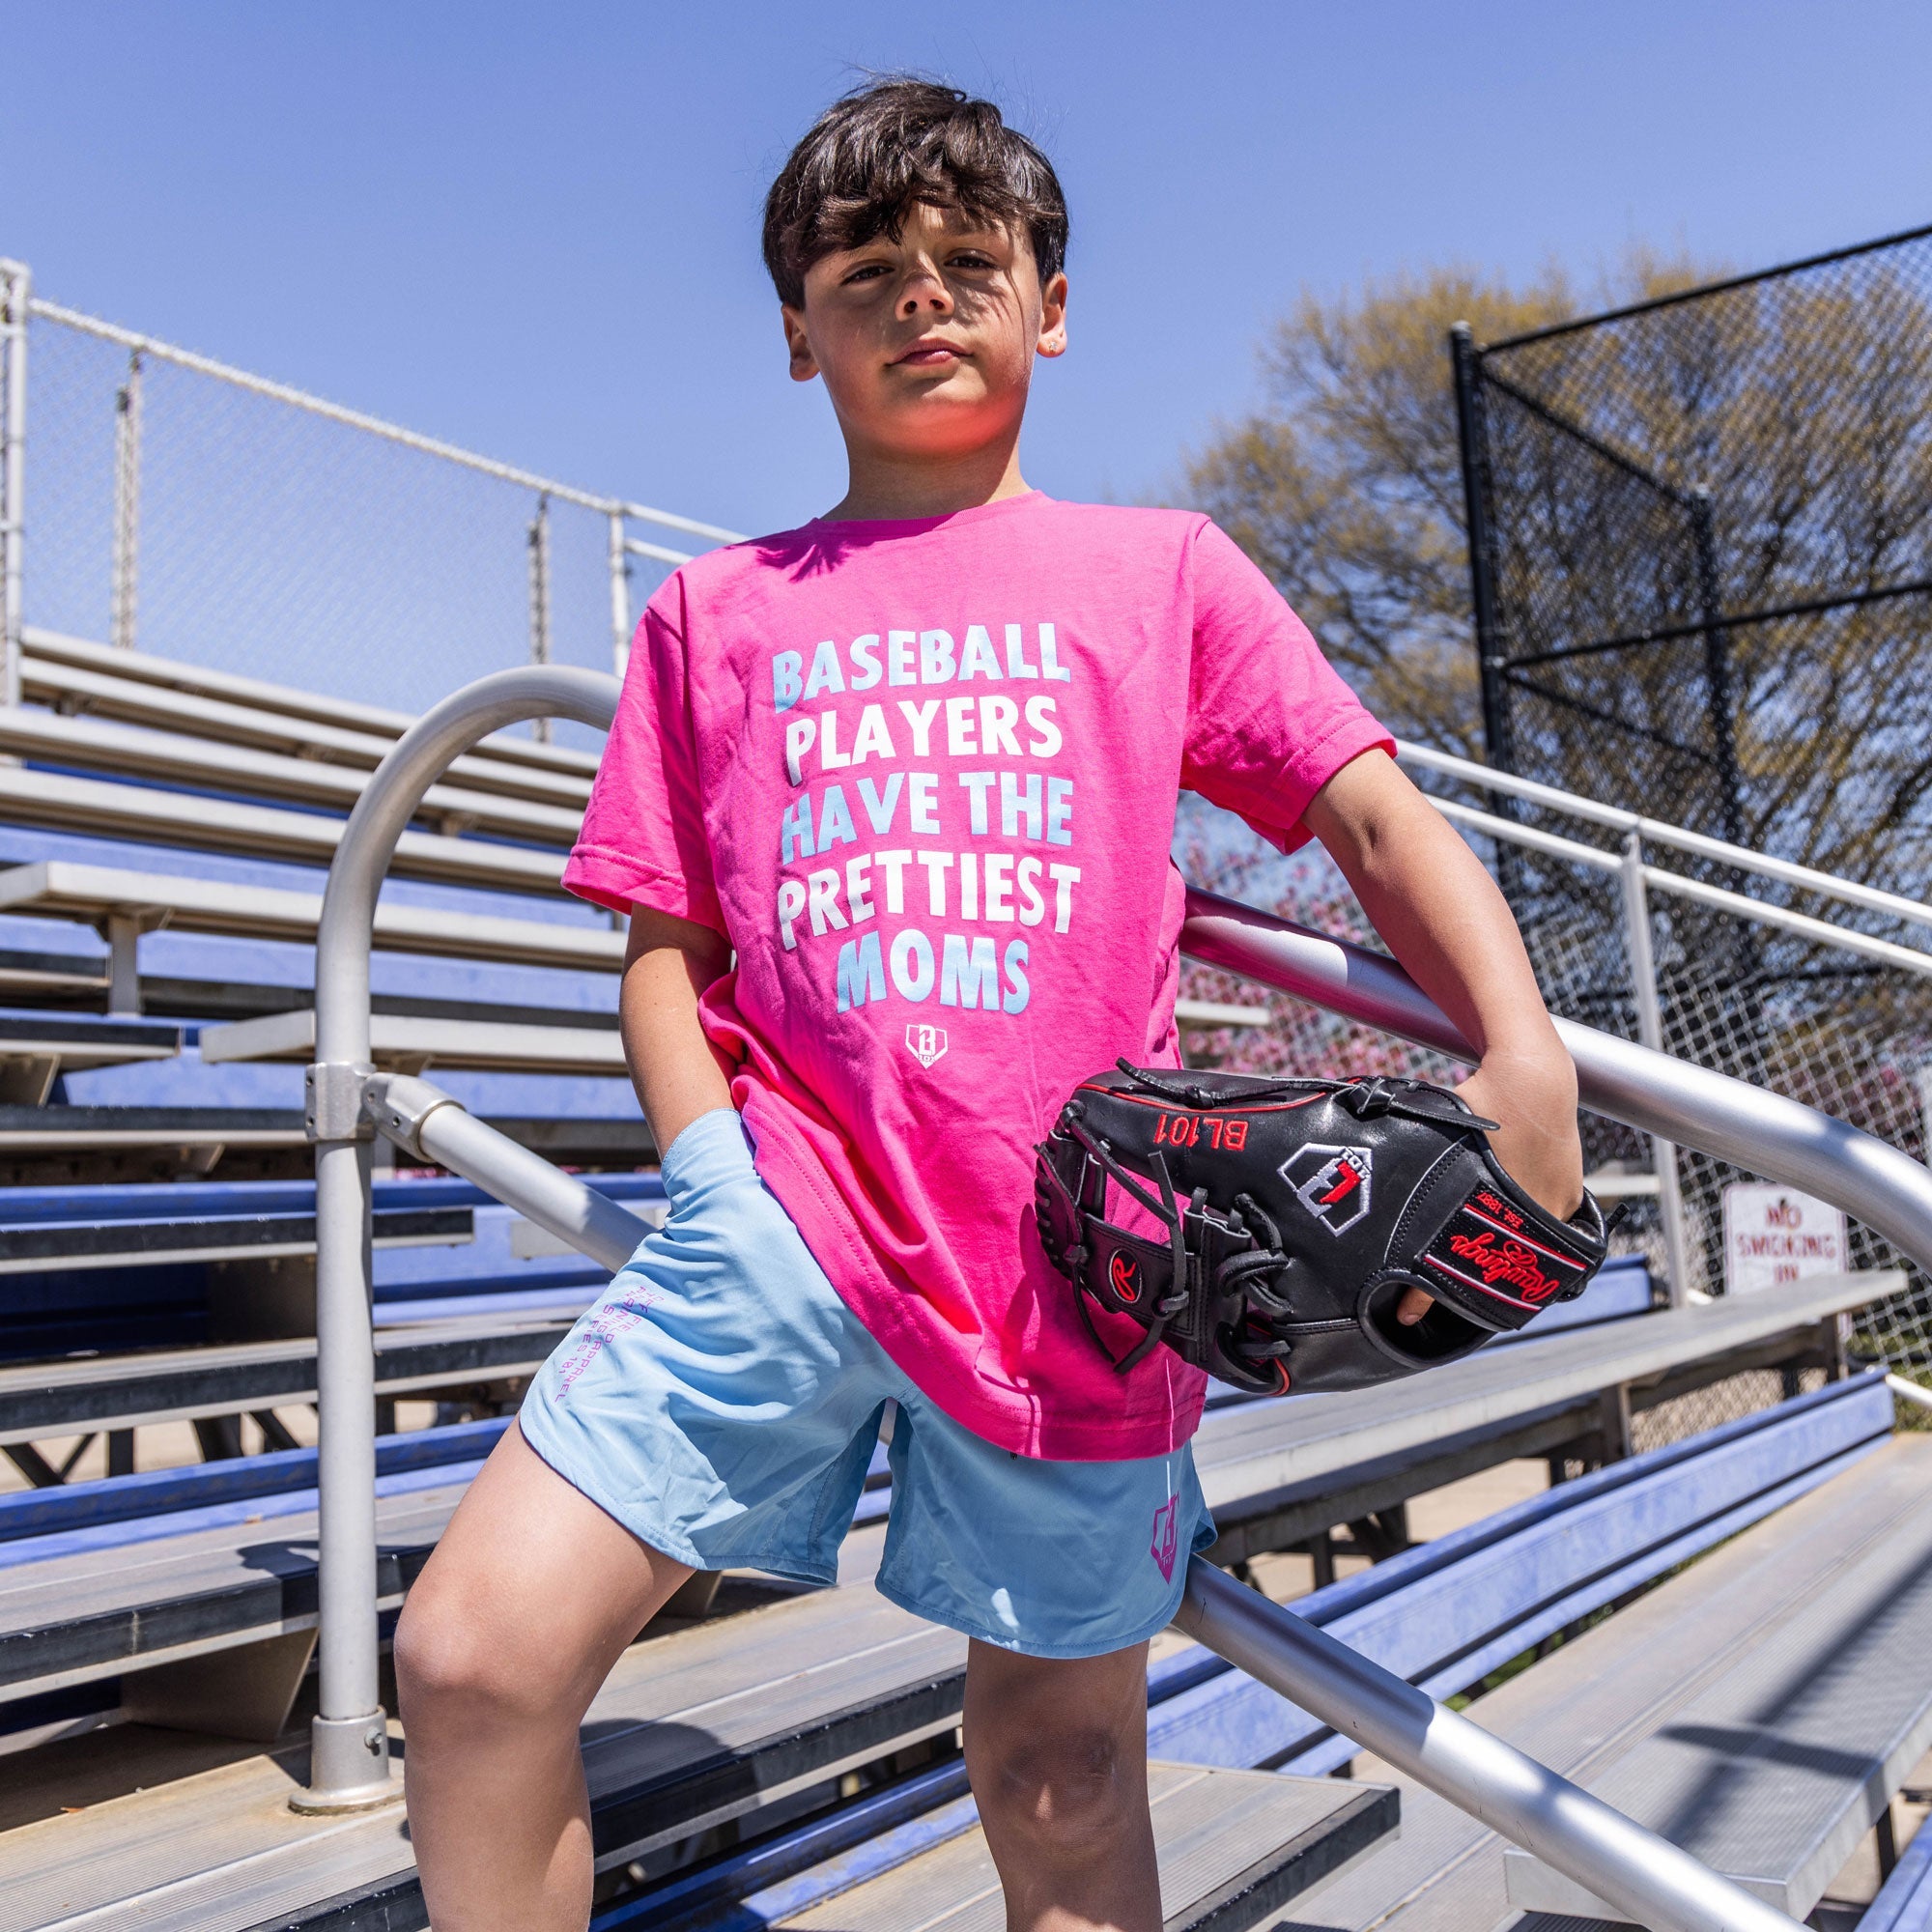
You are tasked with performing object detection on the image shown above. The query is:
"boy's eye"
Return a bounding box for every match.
[842,264,890,285]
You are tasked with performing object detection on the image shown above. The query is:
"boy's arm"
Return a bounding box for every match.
[1302,751,1585,1226]
[618,908,737,1157]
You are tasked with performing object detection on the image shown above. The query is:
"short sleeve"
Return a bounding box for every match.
[560,575,724,933]
[1180,521,1395,851]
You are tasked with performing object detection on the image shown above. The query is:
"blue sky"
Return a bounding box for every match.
[6,1,1931,539]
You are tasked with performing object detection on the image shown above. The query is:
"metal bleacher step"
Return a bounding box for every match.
[1192,1266,1885,1562]
[0,1198,470,1276]
[0,1548,947,1932]
[200,1006,628,1075]
[0,766,567,897]
[0,1317,572,1446]
[0,859,624,972]
[1502,1429,1932,1920]
[765,1763,1396,1932]
[1295,1433,1932,1931]
[0,706,585,845]
[22,626,602,785]
[0,1009,183,1105]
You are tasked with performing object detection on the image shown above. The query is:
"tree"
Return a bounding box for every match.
[1185,267,1577,755]
[1183,257,1723,758]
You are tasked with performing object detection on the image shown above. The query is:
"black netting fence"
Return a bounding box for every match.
[1450,223,1932,1413]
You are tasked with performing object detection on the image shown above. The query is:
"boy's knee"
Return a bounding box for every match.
[394,1583,569,1733]
[976,1721,1139,1853]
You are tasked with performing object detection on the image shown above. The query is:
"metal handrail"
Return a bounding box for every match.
[1397,737,1932,935]
[1179,889,1932,1277]
[1175,1561,1796,1932]
[298,664,621,1812]
[300,675,1929,1921]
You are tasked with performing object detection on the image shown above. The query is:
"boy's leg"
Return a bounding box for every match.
[393,1422,695,1932]
[964,1637,1160,1932]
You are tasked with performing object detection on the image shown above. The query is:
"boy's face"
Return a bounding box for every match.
[781,199,1067,470]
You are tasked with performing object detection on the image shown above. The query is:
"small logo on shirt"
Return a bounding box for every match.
[1282,1143,1375,1236]
[1151,1494,1179,1582]
[904,1023,949,1068]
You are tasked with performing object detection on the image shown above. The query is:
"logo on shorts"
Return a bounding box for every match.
[1281,1143,1374,1236]
[1151,1493,1179,1582]
[1109,1251,1142,1304]
[904,1022,949,1068]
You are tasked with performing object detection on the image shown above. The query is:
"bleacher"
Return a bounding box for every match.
[0,626,1926,1930]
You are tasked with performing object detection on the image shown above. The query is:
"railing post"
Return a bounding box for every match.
[293,665,619,1813]
[111,350,143,652]
[1688,487,1747,850]
[1620,835,1691,1302]
[0,260,29,710]
[608,509,632,679]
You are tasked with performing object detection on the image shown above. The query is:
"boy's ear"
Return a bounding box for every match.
[1037,271,1068,359]
[781,305,819,384]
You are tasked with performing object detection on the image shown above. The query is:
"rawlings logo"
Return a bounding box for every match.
[903,1023,949,1068]
[1281,1143,1375,1236]
[1109,1251,1142,1304]
[1444,1230,1562,1302]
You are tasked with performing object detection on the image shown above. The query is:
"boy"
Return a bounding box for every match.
[396,78,1583,1932]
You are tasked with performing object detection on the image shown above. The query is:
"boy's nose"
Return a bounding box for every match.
[898,266,953,317]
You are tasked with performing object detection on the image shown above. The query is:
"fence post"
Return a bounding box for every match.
[111,350,143,652]
[527,494,552,744]
[1620,832,1693,1303]
[1688,488,1747,850]
[1449,324,1513,774]
[0,260,29,710]
[608,509,631,679]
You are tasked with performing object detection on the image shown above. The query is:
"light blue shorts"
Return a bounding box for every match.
[519,1107,1213,1659]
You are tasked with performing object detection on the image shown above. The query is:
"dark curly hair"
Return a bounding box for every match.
[762,77,1067,309]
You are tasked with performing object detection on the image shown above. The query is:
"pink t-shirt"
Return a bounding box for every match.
[564,494,1391,1459]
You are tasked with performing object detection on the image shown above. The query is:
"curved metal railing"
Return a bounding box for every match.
[295,671,1932,1925]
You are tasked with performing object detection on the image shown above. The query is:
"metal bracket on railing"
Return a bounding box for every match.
[360,1068,463,1162]
[304,1061,375,1143]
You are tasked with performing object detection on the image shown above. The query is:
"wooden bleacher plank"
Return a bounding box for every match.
[1189,1268,1889,1552]
[1504,1432,1932,1918]
[201,1008,627,1075]
[0,1202,469,1277]
[21,627,602,781]
[0,1105,307,1164]
[0,1473,470,1698]
[0,860,624,971]
[0,1318,570,1444]
[770,1764,1396,1932]
[0,767,567,896]
[0,1548,955,1932]
[0,706,585,844]
[1285,1435,1932,1931]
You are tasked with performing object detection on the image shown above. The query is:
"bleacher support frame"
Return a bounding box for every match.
[293,667,1932,1928]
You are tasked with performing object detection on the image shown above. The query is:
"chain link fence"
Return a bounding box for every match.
[0,266,742,736]
[1423,225,1932,1427]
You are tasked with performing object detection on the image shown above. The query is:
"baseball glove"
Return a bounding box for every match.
[1034,1061,1609,1397]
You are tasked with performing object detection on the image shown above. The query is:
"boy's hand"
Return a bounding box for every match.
[1388,1049,1586,1326]
[1300,751,1586,1329]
